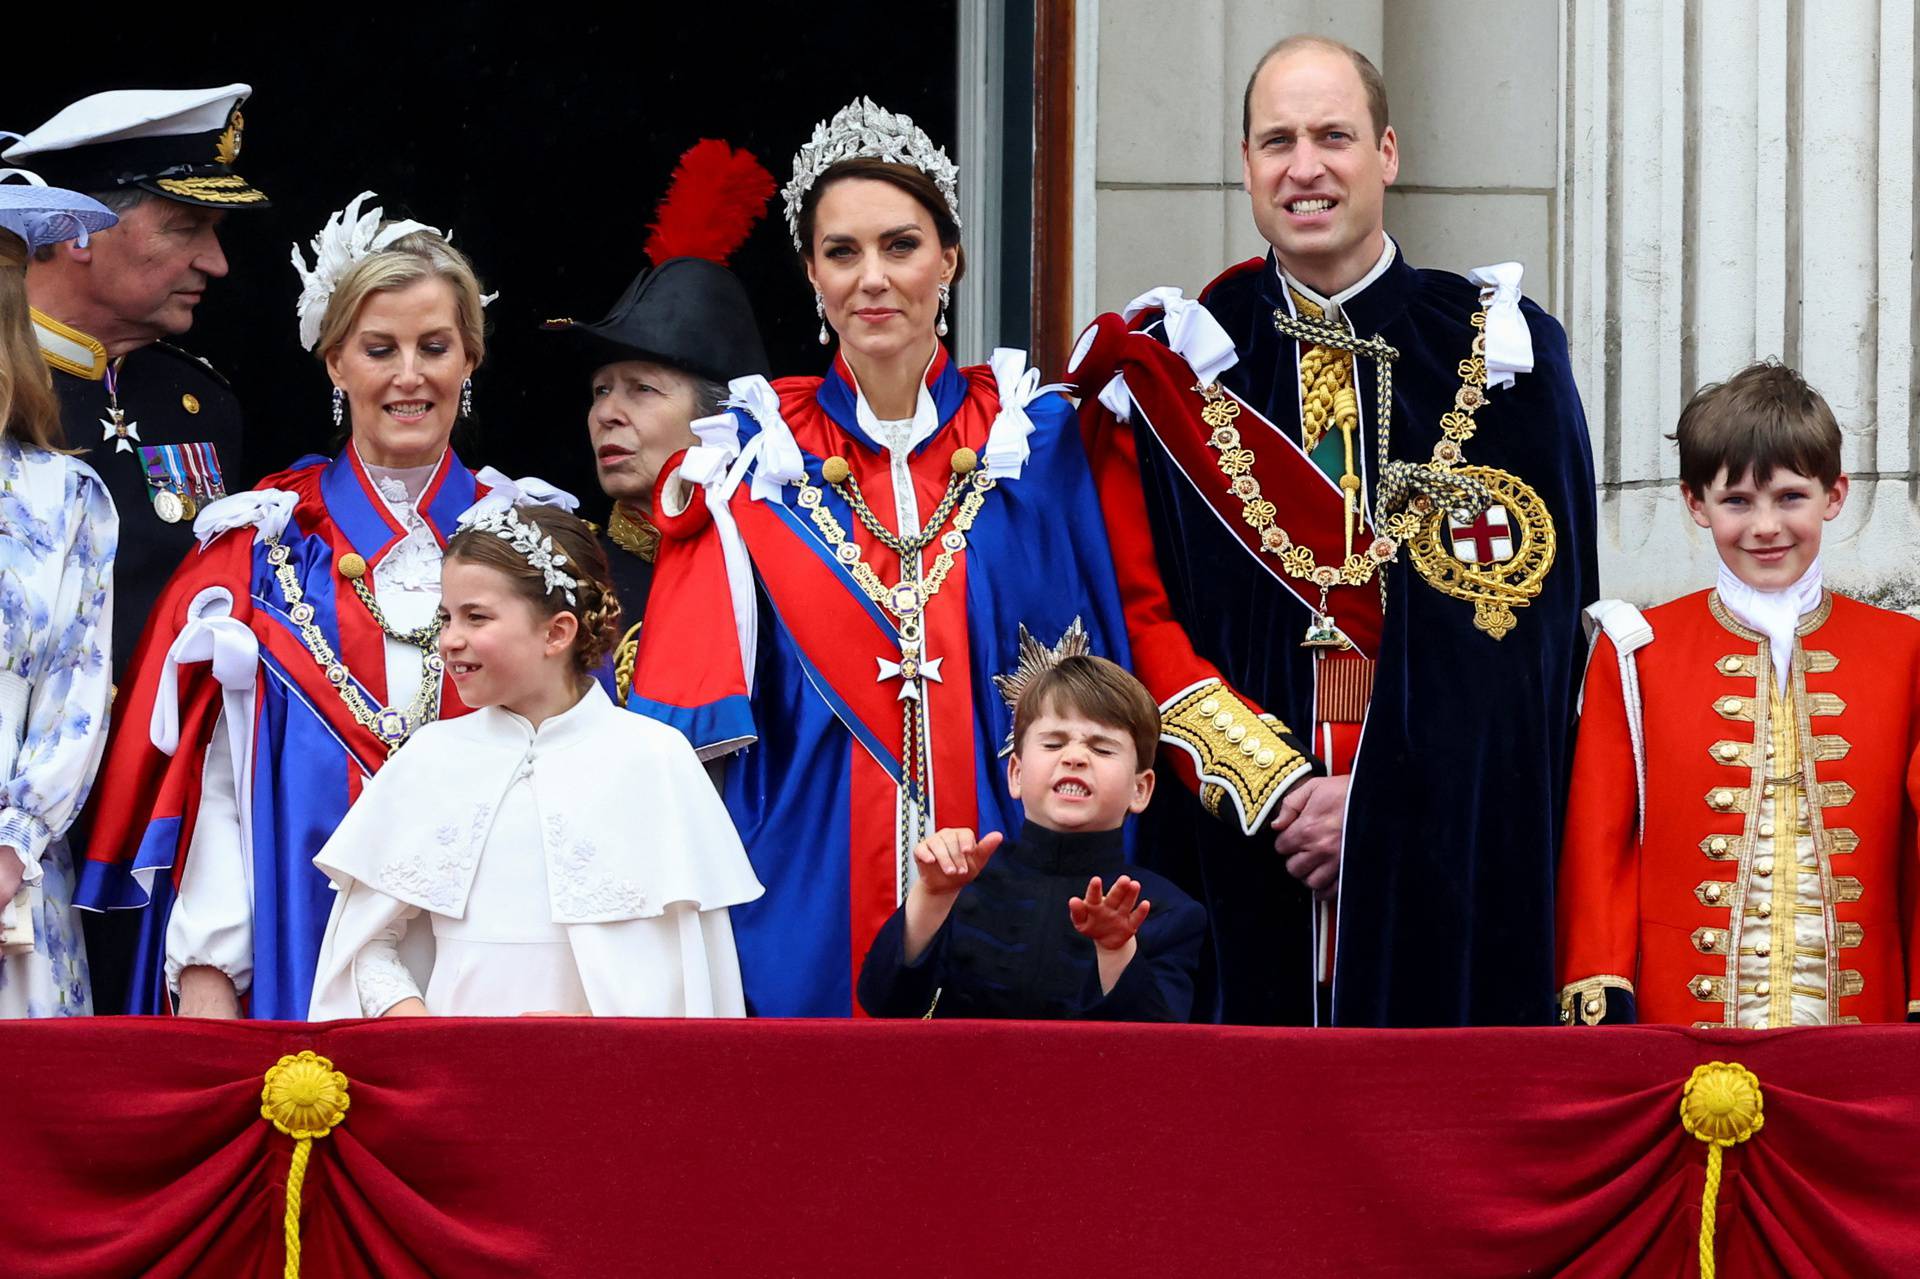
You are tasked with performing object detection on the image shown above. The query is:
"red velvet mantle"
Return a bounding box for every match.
[3,1020,1916,1277]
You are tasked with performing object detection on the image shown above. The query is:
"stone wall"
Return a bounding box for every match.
[1080,0,1920,605]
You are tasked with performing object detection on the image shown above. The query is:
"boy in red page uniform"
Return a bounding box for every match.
[1558,361,1920,1027]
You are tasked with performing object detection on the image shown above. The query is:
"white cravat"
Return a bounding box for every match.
[1715,559,1824,692]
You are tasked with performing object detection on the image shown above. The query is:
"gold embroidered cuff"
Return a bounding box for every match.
[1558,975,1632,1026]
[1160,681,1312,836]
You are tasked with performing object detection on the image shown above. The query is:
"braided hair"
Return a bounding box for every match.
[445,504,623,677]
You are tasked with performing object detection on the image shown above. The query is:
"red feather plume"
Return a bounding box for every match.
[643,139,777,268]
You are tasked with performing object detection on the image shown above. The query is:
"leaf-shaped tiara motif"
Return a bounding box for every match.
[459,506,579,606]
[781,97,962,251]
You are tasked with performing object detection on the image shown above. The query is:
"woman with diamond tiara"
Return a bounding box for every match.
[630,99,1131,1017]
[77,194,540,1018]
[307,502,760,1018]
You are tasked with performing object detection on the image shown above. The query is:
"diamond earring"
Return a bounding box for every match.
[461,377,474,418]
[815,292,830,346]
[936,282,951,339]
[330,386,344,427]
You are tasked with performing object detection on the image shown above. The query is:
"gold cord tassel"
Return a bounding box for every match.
[260,1051,352,1278]
[1679,1061,1765,1279]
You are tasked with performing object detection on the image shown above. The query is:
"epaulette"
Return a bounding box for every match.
[150,340,235,392]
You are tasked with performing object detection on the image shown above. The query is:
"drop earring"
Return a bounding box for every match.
[461,377,474,418]
[936,282,951,338]
[815,292,830,346]
[330,387,344,428]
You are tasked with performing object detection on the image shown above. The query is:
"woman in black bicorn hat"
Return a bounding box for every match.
[544,141,774,705]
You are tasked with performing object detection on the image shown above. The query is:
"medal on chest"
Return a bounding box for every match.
[99,359,140,455]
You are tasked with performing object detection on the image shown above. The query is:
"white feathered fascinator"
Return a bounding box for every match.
[290,191,496,351]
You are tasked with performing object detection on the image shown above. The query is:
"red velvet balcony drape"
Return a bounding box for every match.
[3,1020,1917,1277]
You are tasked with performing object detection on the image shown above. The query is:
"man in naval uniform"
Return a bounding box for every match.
[8,85,268,1018]
[545,256,767,705]
[1068,35,1598,1026]
[7,84,269,684]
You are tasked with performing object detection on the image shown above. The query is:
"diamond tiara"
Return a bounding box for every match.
[459,506,579,606]
[781,97,961,251]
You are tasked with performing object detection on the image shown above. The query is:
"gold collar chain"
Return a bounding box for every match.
[1190,304,1506,644]
[265,538,443,752]
[792,447,997,896]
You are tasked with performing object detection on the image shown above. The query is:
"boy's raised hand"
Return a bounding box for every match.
[1069,875,1152,949]
[914,828,1004,895]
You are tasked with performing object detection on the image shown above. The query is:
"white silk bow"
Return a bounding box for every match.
[982,348,1069,480]
[191,488,298,549]
[1466,262,1534,390]
[1121,286,1239,386]
[151,588,258,756]
[464,469,580,523]
[725,375,806,504]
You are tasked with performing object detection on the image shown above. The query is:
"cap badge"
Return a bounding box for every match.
[216,109,243,166]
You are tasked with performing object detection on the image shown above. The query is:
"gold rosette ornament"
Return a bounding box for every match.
[261,1051,351,1278]
[1679,1061,1764,1279]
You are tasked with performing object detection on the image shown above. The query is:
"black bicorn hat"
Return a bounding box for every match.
[3,85,270,209]
[545,257,769,386]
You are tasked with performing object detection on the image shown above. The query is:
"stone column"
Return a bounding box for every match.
[1562,0,1920,604]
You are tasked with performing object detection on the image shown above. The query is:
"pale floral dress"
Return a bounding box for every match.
[0,435,117,1017]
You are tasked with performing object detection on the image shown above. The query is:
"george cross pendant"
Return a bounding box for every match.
[100,408,141,454]
[876,640,945,701]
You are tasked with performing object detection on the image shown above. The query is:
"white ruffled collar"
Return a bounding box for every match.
[1715,559,1824,692]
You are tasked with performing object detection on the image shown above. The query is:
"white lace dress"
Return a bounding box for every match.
[0,438,117,1018]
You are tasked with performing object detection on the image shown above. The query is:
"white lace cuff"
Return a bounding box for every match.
[354,917,423,1016]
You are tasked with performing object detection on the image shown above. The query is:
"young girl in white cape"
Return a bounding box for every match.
[307,497,762,1018]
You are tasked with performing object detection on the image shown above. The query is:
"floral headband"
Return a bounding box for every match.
[457,470,583,606]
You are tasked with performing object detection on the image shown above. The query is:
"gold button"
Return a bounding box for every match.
[1584,997,1601,1016]
[1718,743,1740,760]
[1713,789,1734,809]
[1709,836,1730,853]
[1758,822,1774,837]
[181,392,201,414]
[1756,943,1770,957]
[1705,884,1723,902]
[1721,656,1743,673]
[1757,981,1771,996]
[1226,724,1247,744]
[1757,901,1772,918]
[1755,858,1773,876]
[1255,749,1276,768]
[1762,783,1775,798]
[1212,711,1233,731]
[1199,698,1220,716]
[1765,743,1776,758]
[1725,697,1745,714]
[1696,979,1714,997]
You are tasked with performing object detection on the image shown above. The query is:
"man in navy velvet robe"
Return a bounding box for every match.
[1069,34,1598,1026]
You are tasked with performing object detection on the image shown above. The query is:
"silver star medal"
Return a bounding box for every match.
[876,645,944,701]
[100,407,141,454]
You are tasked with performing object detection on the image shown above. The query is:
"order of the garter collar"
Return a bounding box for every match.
[781,96,961,250]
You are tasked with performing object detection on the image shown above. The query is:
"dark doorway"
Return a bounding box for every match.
[6,6,961,506]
